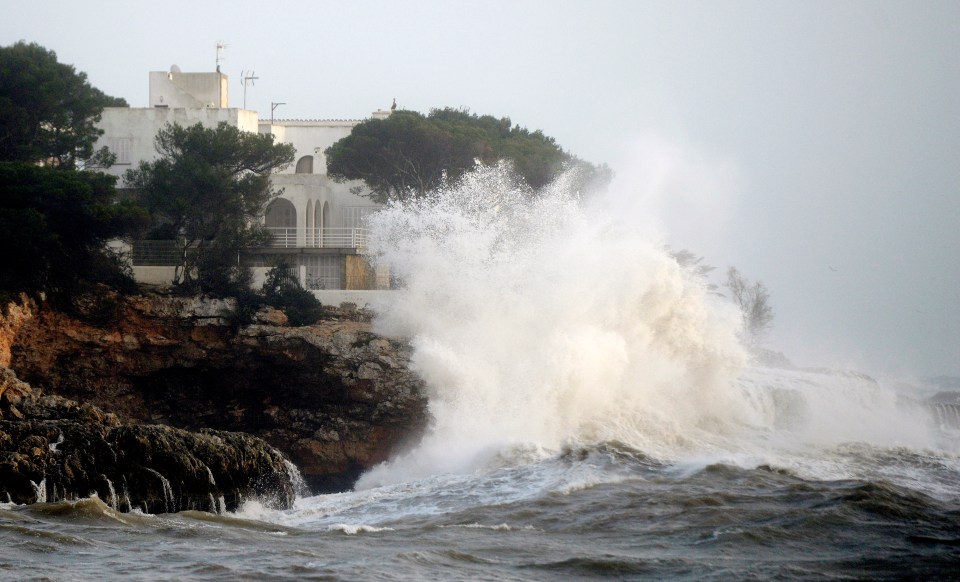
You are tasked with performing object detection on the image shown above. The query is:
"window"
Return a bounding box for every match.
[342,206,377,230]
[111,138,132,165]
[303,255,341,290]
[265,199,297,227]
[295,155,314,174]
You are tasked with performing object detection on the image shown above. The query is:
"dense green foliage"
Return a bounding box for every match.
[0,162,145,301]
[125,122,295,296]
[0,42,141,307]
[0,41,127,169]
[326,108,611,203]
[260,263,323,326]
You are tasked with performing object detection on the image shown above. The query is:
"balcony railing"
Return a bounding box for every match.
[266,227,368,250]
[266,227,297,248]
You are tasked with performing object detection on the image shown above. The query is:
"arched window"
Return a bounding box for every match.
[306,200,315,246]
[265,198,297,227]
[295,155,314,174]
[265,198,297,247]
[314,201,330,247]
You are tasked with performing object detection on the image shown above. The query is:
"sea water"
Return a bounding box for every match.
[2,163,957,580]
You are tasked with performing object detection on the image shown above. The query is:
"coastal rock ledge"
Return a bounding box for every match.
[0,367,294,513]
[3,292,428,495]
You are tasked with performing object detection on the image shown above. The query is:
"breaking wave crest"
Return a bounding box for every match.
[357,162,748,487]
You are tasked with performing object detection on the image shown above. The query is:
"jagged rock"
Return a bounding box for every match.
[0,368,294,512]
[254,306,289,326]
[125,294,237,326]
[0,294,35,368]
[5,293,428,493]
[0,366,32,406]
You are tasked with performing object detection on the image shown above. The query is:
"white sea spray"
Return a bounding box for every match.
[358,162,748,487]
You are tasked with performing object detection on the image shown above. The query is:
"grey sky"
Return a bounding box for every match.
[4,0,958,377]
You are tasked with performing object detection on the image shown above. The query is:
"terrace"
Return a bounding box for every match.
[130,225,384,292]
[264,227,369,250]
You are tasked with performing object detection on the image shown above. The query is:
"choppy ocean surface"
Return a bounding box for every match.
[3,367,958,581]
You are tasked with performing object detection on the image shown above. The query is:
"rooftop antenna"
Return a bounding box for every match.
[271,101,285,124]
[216,41,227,72]
[241,71,258,109]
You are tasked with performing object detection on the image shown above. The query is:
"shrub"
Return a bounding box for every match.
[260,263,323,326]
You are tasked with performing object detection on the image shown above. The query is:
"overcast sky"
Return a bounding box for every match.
[4,0,958,377]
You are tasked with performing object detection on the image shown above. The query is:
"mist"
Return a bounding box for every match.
[3,0,958,376]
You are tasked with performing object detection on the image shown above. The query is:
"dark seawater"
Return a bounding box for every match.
[3,423,959,581]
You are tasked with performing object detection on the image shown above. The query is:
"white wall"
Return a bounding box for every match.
[257,118,384,246]
[131,266,177,286]
[267,174,380,246]
[95,107,379,239]
[258,120,358,176]
[312,290,394,310]
[96,107,260,182]
[148,71,228,108]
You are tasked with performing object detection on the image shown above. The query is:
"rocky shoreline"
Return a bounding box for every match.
[0,367,295,512]
[1,291,428,509]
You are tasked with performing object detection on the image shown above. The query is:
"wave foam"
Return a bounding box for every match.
[327,523,395,535]
[358,162,747,487]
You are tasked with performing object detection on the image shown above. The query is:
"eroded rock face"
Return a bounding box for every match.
[7,293,428,493]
[0,367,294,513]
[0,294,34,368]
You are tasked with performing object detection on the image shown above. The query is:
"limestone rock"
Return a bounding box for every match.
[0,294,35,368]
[0,367,294,513]
[6,292,428,493]
[254,306,289,326]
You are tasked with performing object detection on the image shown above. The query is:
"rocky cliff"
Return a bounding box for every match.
[4,291,428,494]
[0,367,295,512]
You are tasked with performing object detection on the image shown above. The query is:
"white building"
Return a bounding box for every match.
[95,66,390,291]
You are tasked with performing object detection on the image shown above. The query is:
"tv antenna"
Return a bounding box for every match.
[271,101,286,124]
[241,71,258,109]
[216,41,228,72]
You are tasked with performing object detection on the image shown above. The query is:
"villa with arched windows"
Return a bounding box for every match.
[94,66,391,292]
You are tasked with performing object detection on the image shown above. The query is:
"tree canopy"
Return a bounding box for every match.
[669,248,720,295]
[325,108,611,203]
[0,42,141,306]
[725,266,774,346]
[0,41,127,169]
[125,122,295,294]
[0,162,145,301]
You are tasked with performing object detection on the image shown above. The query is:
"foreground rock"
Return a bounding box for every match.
[0,368,294,513]
[6,292,428,493]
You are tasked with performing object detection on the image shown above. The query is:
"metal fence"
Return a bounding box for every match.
[131,240,181,266]
[265,227,369,250]
[302,255,342,290]
[147,229,368,251]
[131,241,395,291]
[262,265,300,290]
[265,227,297,248]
